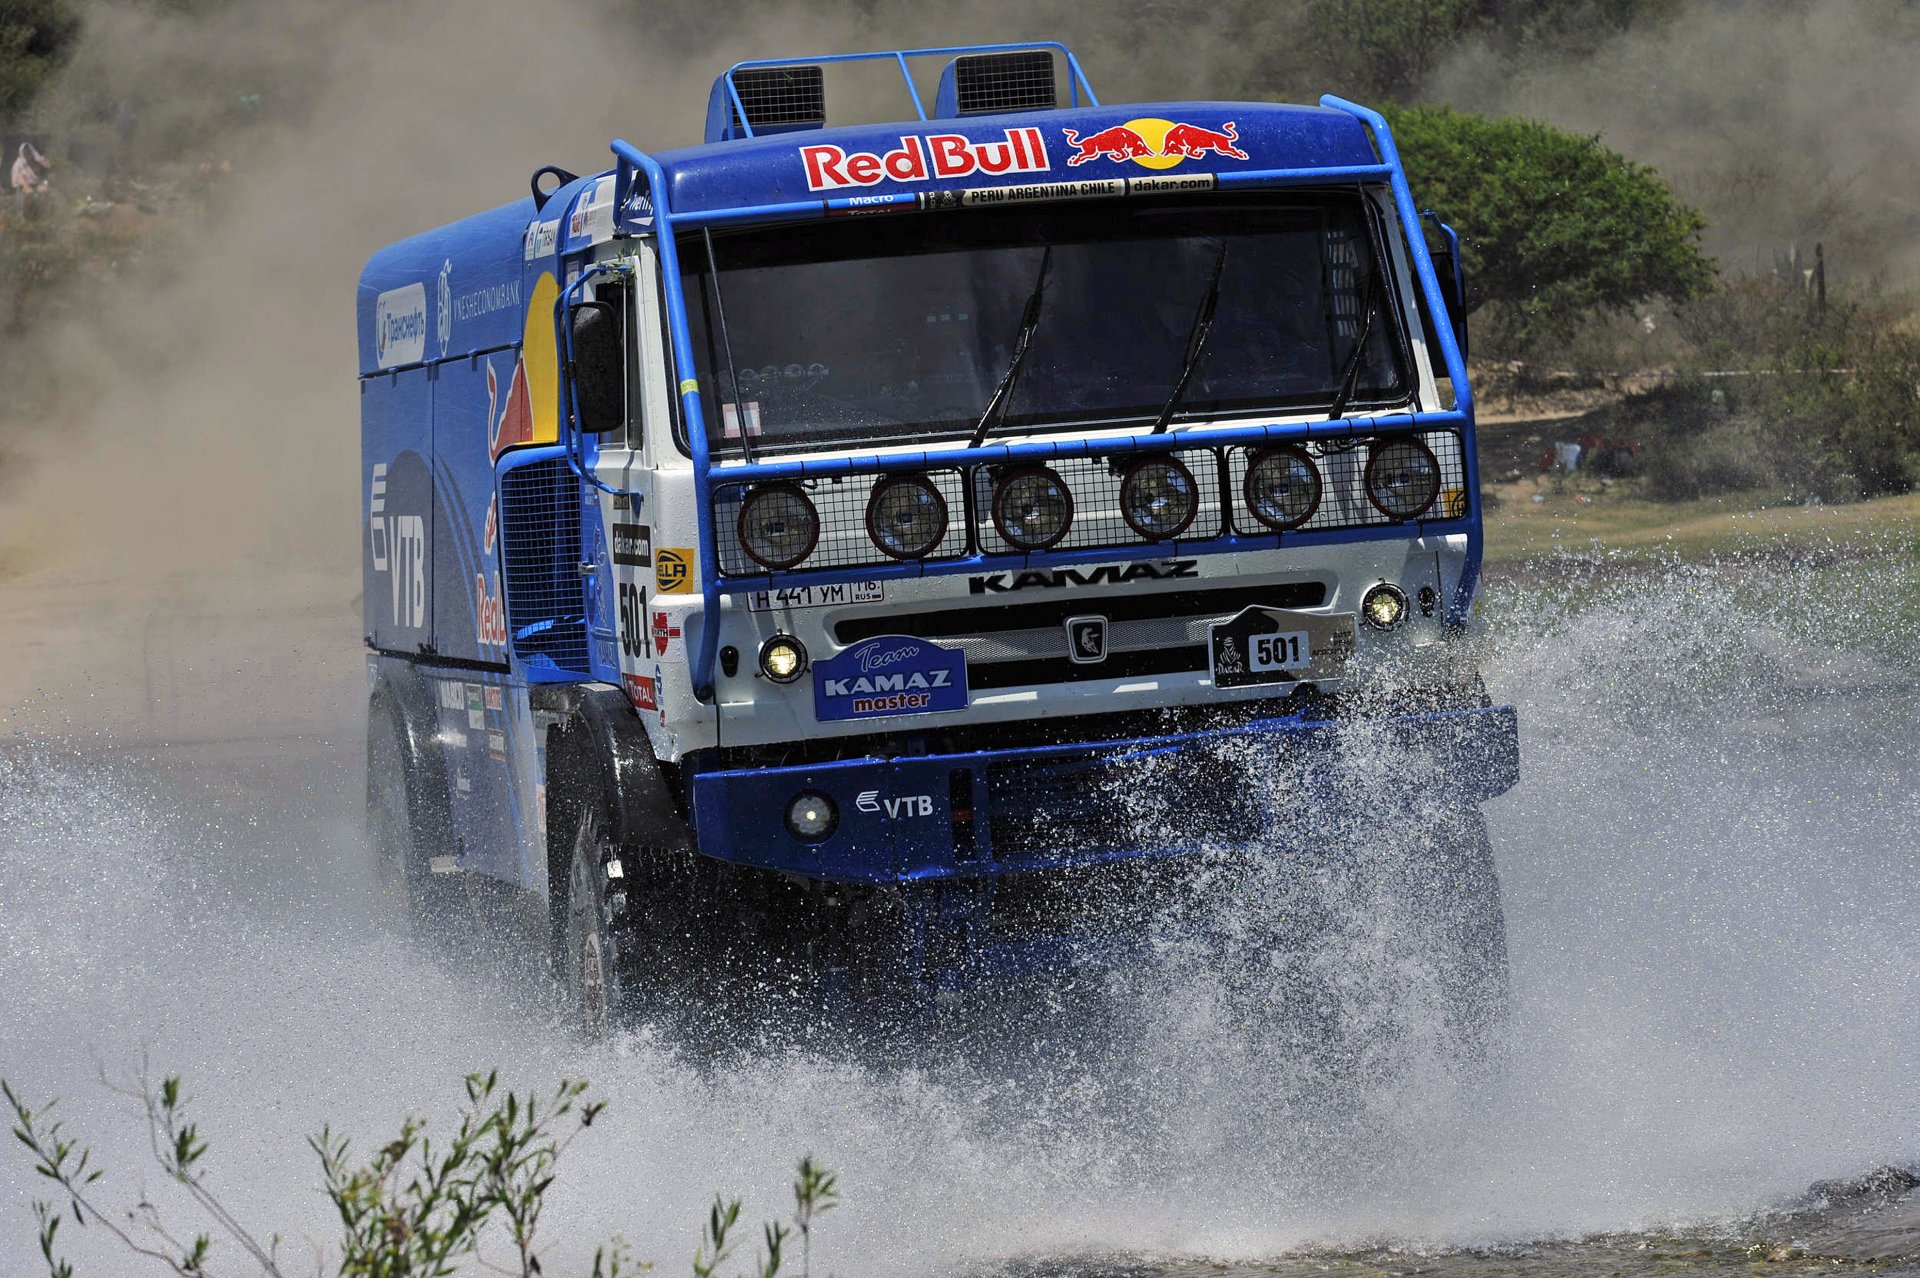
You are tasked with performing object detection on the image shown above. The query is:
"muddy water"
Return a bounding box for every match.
[0,549,1915,1276]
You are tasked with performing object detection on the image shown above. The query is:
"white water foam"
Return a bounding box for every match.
[2,552,1916,1276]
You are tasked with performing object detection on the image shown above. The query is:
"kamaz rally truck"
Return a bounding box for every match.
[359,44,1519,1035]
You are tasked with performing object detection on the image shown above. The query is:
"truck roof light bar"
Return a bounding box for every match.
[935,50,1057,117]
[703,42,1097,143]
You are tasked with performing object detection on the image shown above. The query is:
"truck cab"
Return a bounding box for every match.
[358,43,1517,1035]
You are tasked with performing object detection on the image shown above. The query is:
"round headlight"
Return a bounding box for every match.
[758,634,807,683]
[737,484,819,571]
[992,467,1074,552]
[1244,446,1322,531]
[785,790,838,843]
[1120,456,1198,541]
[1362,582,1408,630]
[865,475,949,560]
[1364,438,1441,521]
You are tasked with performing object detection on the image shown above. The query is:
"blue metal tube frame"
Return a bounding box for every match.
[1321,95,1482,626]
[719,41,1098,134]
[610,140,726,701]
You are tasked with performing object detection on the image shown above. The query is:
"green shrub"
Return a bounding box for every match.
[5,1070,836,1278]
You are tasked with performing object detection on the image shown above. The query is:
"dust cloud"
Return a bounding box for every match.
[1431,0,1920,282]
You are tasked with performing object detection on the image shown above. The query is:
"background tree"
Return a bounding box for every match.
[0,0,81,125]
[1385,103,1714,349]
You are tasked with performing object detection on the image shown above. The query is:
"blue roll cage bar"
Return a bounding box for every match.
[553,58,1479,704]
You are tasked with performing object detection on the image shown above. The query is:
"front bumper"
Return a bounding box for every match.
[687,704,1518,884]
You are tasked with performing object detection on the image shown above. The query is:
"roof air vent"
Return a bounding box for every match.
[935,50,1057,118]
[704,65,826,143]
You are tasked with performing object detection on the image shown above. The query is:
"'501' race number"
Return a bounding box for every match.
[1249,631,1310,671]
[618,581,645,659]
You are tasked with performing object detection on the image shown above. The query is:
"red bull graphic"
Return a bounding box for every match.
[1062,124,1155,166]
[801,128,1048,191]
[1062,118,1250,169]
[475,571,507,648]
[487,356,537,461]
[481,272,561,462]
[1160,121,1248,160]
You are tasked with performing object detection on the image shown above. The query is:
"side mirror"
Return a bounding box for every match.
[1427,219,1471,361]
[568,301,624,435]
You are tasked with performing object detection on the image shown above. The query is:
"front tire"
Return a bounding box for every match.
[1425,805,1510,1056]
[557,796,623,1038]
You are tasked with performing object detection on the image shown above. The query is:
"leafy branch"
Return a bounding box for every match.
[5,1069,831,1278]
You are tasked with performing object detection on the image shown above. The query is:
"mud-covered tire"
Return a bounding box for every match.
[557,799,623,1038]
[365,694,458,936]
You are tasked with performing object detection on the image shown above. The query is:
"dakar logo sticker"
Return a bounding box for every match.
[1061,119,1249,169]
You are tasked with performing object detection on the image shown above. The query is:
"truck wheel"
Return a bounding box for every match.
[365,694,455,935]
[1425,805,1510,1057]
[557,798,624,1037]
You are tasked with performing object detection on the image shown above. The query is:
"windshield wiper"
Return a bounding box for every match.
[1326,270,1381,421]
[1149,240,1229,435]
[968,246,1053,448]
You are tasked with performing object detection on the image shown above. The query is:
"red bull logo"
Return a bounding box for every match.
[475,571,507,649]
[802,128,1049,192]
[487,355,536,461]
[1063,118,1249,169]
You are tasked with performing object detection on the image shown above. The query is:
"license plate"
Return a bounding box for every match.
[1209,607,1355,688]
[746,581,884,612]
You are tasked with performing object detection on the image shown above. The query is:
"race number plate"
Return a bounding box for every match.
[1209,607,1356,688]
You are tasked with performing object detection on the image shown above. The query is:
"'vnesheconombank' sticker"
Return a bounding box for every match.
[813,636,968,723]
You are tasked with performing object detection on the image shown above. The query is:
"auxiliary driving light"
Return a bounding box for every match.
[758,634,807,683]
[1244,446,1322,530]
[737,483,820,570]
[992,466,1074,551]
[1362,582,1409,630]
[1364,438,1441,520]
[785,790,838,842]
[866,474,949,559]
[1120,456,1198,540]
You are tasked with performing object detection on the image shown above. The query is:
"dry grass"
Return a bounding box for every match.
[1483,479,1920,565]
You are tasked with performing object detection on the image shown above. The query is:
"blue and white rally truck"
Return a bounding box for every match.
[359,43,1518,1035]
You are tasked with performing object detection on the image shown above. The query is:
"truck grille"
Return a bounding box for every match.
[498,457,590,677]
[833,580,1326,689]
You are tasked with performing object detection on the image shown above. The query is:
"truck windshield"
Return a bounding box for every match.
[679,193,1409,457]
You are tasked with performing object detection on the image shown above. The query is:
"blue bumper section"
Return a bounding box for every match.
[688,705,1519,884]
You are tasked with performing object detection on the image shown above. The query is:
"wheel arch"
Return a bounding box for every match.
[367,660,456,866]
[543,687,692,904]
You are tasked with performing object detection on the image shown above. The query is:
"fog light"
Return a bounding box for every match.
[786,790,837,842]
[1364,438,1441,520]
[1362,582,1408,630]
[1120,456,1198,540]
[759,634,807,683]
[991,466,1074,551]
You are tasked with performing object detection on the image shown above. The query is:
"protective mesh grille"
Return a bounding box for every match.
[971,450,1226,555]
[952,51,1057,115]
[709,432,1470,578]
[713,470,971,576]
[498,457,589,676]
[1226,430,1470,535]
[731,66,826,130]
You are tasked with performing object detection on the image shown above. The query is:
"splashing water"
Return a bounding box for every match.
[1,548,1916,1276]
